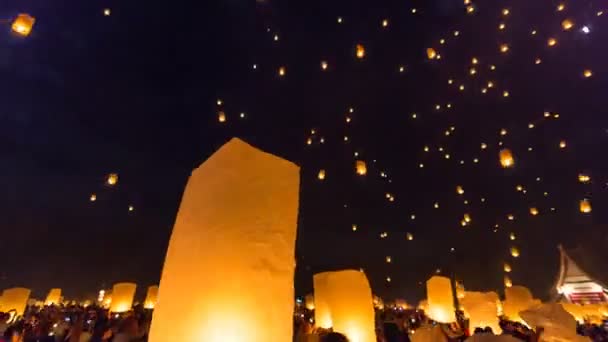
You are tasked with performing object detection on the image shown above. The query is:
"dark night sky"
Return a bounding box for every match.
[1,0,607,304]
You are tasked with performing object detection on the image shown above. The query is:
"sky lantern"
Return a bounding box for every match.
[44,288,61,306]
[90,194,97,202]
[548,38,557,47]
[583,69,593,78]
[504,262,512,273]
[278,66,286,76]
[144,286,159,309]
[426,276,456,323]
[11,14,35,37]
[504,276,513,288]
[109,283,136,313]
[103,8,111,16]
[355,160,367,176]
[321,61,328,70]
[499,148,515,168]
[318,169,326,180]
[426,48,437,59]
[500,43,509,53]
[559,140,567,149]
[313,273,333,329]
[503,286,540,323]
[313,270,377,342]
[356,44,366,59]
[510,233,516,241]
[510,247,520,258]
[1,288,31,316]
[304,294,315,310]
[579,199,592,213]
[106,173,119,186]
[578,174,591,183]
[530,207,539,216]
[148,138,299,342]
[562,19,574,31]
[218,111,226,123]
[456,185,464,195]
[406,232,414,241]
[459,292,501,334]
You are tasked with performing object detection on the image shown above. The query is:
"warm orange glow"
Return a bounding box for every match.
[218,111,226,123]
[107,173,119,185]
[278,66,286,76]
[510,232,516,241]
[356,44,366,59]
[547,38,557,47]
[504,276,513,288]
[580,199,592,213]
[318,169,326,180]
[456,185,464,195]
[11,14,35,37]
[499,149,515,168]
[426,276,456,323]
[1,288,31,316]
[502,8,510,16]
[305,294,315,310]
[355,160,367,176]
[500,44,509,53]
[110,283,136,313]
[562,19,574,31]
[459,292,501,334]
[578,174,591,183]
[510,247,520,258]
[144,286,159,309]
[559,140,567,149]
[504,263,512,272]
[426,48,437,59]
[529,207,539,216]
[503,286,540,323]
[321,61,328,70]
[90,194,97,202]
[406,232,414,241]
[148,138,299,342]
[44,288,61,306]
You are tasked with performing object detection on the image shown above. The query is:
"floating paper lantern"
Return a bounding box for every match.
[504,263,512,273]
[218,111,226,123]
[510,247,520,258]
[304,294,315,310]
[426,48,437,60]
[90,194,97,202]
[559,140,567,149]
[313,273,333,329]
[278,66,286,76]
[499,149,514,168]
[548,38,557,47]
[144,286,159,309]
[578,174,590,183]
[459,291,501,334]
[356,44,366,59]
[583,70,593,78]
[314,270,376,342]
[580,199,592,213]
[355,160,367,176]
[529,207,539,216]
[503,286,539,323]
[504,276,513,288]
[1,288,31,316]
[500,44,509,53]
[148,138,299,342]
[426,276,456,323]
[562,19,574,31]
[110,283,136,313]
[456,185,464,195]
[318,169,326,180]
[44,288,61,306]
[406,232,414,241]
[11,14,35,37]
[321,61,328,70]
[106,173,119,186]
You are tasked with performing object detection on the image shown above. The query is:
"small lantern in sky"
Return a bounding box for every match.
[278,66,286,76]
[500,44,509,53]
[583,69,593,78]
[510,232,516,240]
[499,149,515,168]
[355,160,367,176]
[406,232,414,241]
[356,44,366,59]
[559,140,567,149]
[107,173,119,186]
[580,199,592,213]
[90,194,97,202]
[318,169,326,180]
[578,174,590,183]
[510,247,520,258]
[426,48,437,60]
[103,8,111,16]
[321,61,328,70]
[218,111,226,123]
[547,38,557,47]
[504,263,512,273]
[144,286,159,309]
[456,185,464,195]
[504,276,513,288]
[529,207,539,216]
[11,14,35,37]
[561,19,574,31]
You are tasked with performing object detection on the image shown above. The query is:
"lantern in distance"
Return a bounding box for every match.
[504,263,512,273]
[144,286,158,309]
[459,291,501,334]
[148,138,300,342]
[503,286,539,323]
[109,283,136,313]
[44,288,61,306]
[355,160,367,176]
[510,247,520,258]
[426,48,437,60]
[11,14,35,37]
[456,185,464,195]
[580,199,592,213]
[106,173,119,186]
[426,276,456,323]
[561,19,574,31]
[499,149,515,168]
[218,111,226,123]
[578,174,591,183]
[1,288,31,316]
[318,169,326,180]
[504,276,513,288]
[529,207,539,216]
[356,44,366,59]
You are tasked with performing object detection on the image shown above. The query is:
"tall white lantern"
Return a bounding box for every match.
[109,282,136,313]
[426,276,456,323]
[148,138,300,342]
[44,288,61,306]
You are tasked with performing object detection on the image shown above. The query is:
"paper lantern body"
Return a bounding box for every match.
[355,160,367,175]
[148,138,300,342]
[503,286,538,323]
[304,294,315,311]
[314,270,376,342]
[1,288,31,316]
[144,286,159,309]
[44,288,61,306]
[11,14,35,36]
[459,291,500,334]
[110,283,136,313]
[426,276,456,323]
[313,273,333,328]
[499,149,515,168]
[521,303,588,342]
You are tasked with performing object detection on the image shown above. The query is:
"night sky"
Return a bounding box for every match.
[2,0,608,304]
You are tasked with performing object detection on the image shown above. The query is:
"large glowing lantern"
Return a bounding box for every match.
[313,273,333,329]
[110,283,136,313]
[499,149,515,168]
[148,138,300,342]
[355,160,367,176]
[579,199,592,213]
[144,286,159,309]
[314,270,376,342]
[11,14,35,37]
[44,288,61,306]
[521,303,588,342]
[459,291,500,334]
[1,288,31,316]
[504,276,513,288]
[426,276,456,323]
[503,286,539,323]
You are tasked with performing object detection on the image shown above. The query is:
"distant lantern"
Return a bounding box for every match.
[456,185,464,195]
[304,294,315,310]
[426,276,456,323]
[557,3,565,11]
[499,149,515,168]
[11,14,35,37]
[463,213,471,223]
[109,283,136,313]
[321,61,328,70]
[278,66,286,76]
[504,276,513,288]
[471,57,479,64]
[313,270,376,342]
[144,286,159,309]
[90,194,97,202]
[583,69,593,78]
[355,160,367,176]
[504,263,512,273]
[559,140,567,149]
[578,174,591,183]
[352,224,358,232]
[318,169,326,180]
[510,233,516,240]
[580,199,592,213]
[406,232,414,241]
[499,23,506,30]
[356,44,366,59]
[466,5,475,13]
[500,44,509,53]
[481,143,487,150]
[503,91,510,97]
[562,19,574,31]
[426,48,437,60]
[502,8,510,16]
[106,173,119,186]
[529,207,539,216]
[385,256,392,263]
[1,288,31,316]
[103,8,111,16]
[218,111,226,123]
[510,247,520,258]
[547,38,557,47]
[507,214,515,221]
[44,288,61,306]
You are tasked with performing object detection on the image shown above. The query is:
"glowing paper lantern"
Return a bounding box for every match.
[356,44,366,59]
[583,70,593,78]
[578,174,591,183]
[529,207,539,216]
[426,276,456,323]
[1,288,31,316]
[504,263,512,273]
[304,294,315,310]
[456,185,464,195]
[110,282,136,313]
[90,194,97,202]
[499,149,514,168]
[561,19,574,31]
[318,169,326,180]
[278,66,286,76]
[426,48,437,59]
[459,291,501,334]
[510,247,520,258]
[44,288,61,306]
[504,276,513,288]
[521,303,589,342]
[313,273,333,329]
[144,286,159,309]
[218,111,226,123]
[148,138,300,342]
[314,270,376,342]
[548,38,557,47]
[107,173,119,185]
[11,14,35,37]
[503,286,539,323]
[355,160,367,176]
[579,199,592,213]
